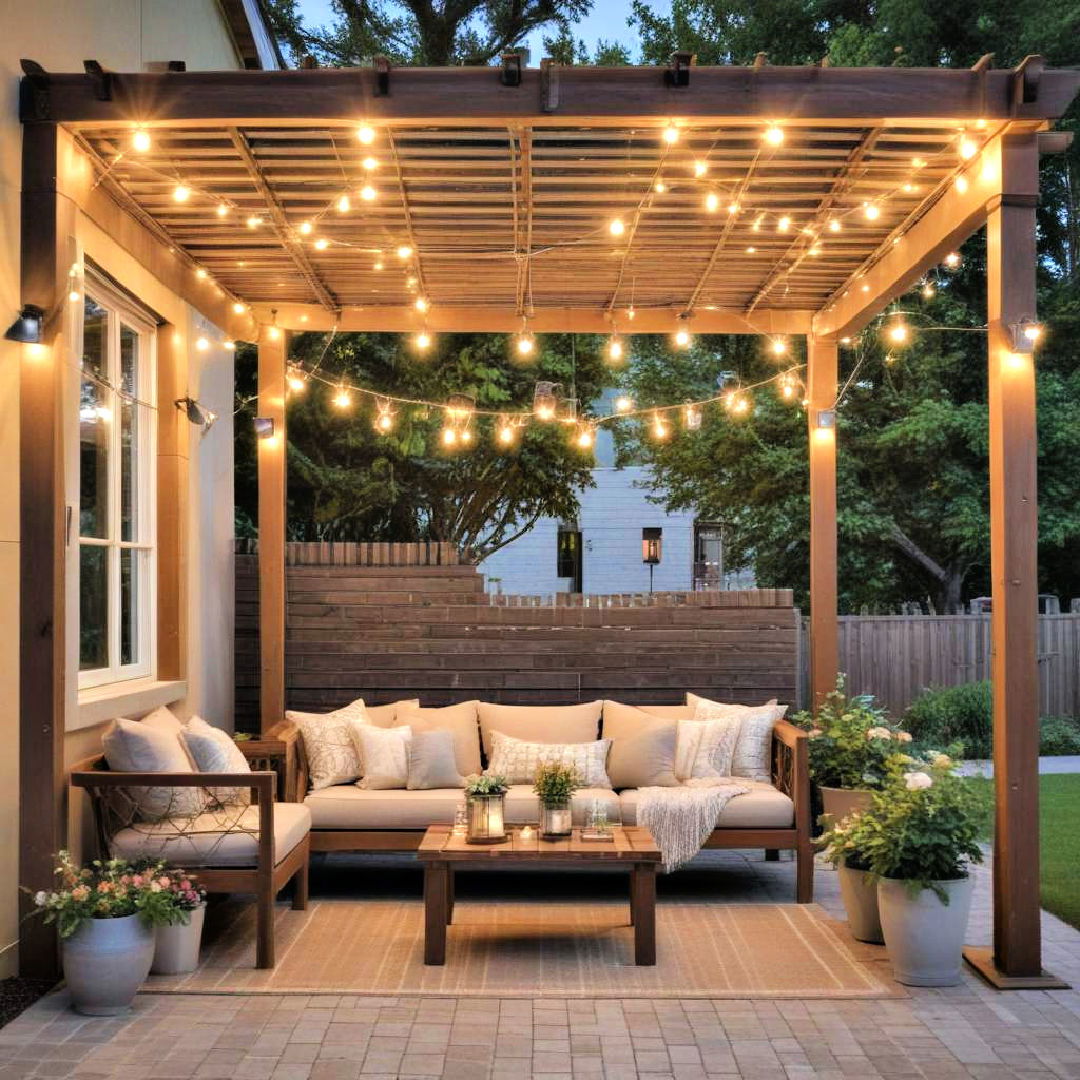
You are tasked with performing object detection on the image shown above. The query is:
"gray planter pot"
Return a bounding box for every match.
[820,787,874,825]
[61,913,155,1015]
[877,875,974,986]
[837,860,884,944]
[152,903,206,975]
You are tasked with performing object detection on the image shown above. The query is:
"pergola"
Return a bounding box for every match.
[16,56,1080,988]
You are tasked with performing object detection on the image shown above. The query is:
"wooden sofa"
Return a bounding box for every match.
[280,704,813,902]
[70,759,310,968]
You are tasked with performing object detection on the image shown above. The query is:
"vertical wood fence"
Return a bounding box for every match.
[798,613,1080,717]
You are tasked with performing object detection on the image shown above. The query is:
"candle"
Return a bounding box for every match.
[520,825,534,839]
[487,799,504,838]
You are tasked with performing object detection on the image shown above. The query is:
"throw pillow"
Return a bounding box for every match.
[287,700,372,790]
[396,702,482,775]
[180,716,252,805]
[407,729,465,790]
[355,725,413,790]
[600,703,679,788]
[477,701,602,760]
[674,715,742,781]
[102,717,208,821]
[484,731,612,787]
[691,698,788,782]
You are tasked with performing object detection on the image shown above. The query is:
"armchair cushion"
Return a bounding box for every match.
[181,717,252,805]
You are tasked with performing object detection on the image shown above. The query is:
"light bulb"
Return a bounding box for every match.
[652,413,669,438]
[223,340,236,351]
[732,396,749,415]
[608,336,624,362]
[232,302,247,315]
[360,184,377,201]
[614,395,632,414]
[728,201,739,215]
[626,306,636,321]
[314,238,329,250]
[415,331,431,350]
[356,125,375,144]
[298,221,313,235]
[415,297,428,312]
[683,404,702,430]
[888,321,909,344]
[195,336,210,351]
[944,252,961,269]
[745,246,756,254]
[373,259,384,271]
[609,217,626,236]
[674,328,691,348]
[535,403,555,421]
[863,203,880,221]
[902,182,915,193]
[770,338,788,357]
[216,203,229,218]
[828,219,841,233]
[517,335,534,357]
[397,245,413,259]
[693,160,708,177]
[663,124,679,144]
[362,156,378,171]
[959,136,978,160]
[777,215,791,233]
[955,175,969,194]
[333,387,352,409]
[498,423,515,446]
[287,369,306,392]
[376,412,394,432]
[246,215,263,228]
[1023,323,1043,343]
[337,195,351,213]
[68,289,80,302]
[912,157,926,169]
[809,244,822,256]
[763,125,784,146]
[267,326,281,342]
[196,267,208,280]
[576,425,595,449]
[705,192,720,213]
[654,179,667,193]
[922,282,935,298]
[780,380,796,400]
[173,184,190,202]
[460,428,473,445]
[132,128,151,153]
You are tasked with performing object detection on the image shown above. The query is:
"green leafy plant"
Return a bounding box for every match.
[533,764,580,805]
[1039,715,1080,756]
[794,676,912,790]
[464,774,508,796]
[819,751,991,901]
[904,681,992,757]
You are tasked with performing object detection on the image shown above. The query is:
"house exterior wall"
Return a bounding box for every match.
[479,467,697,595]
[0,1,257,977]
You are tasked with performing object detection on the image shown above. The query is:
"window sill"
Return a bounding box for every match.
[73,678,187,732]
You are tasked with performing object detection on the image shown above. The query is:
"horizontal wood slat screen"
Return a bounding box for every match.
[234,550,798,732]
[235,539,461,566]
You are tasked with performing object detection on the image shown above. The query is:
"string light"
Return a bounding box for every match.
[266,325,282,342]
[195,267,208,280]
[173,184,190,202]
[441,426,458,448]
[337,195,351,213]
[922,281,936,298]
[287,366,307,392]
[944,252,962,269]
[356,125,376,144]
[374,400,396,433]
[887,317,910,345]
[195,336,210,351]
[651,412,669,439]
[763,125,784,146]
[216,203,229,218]
[745,246,756,254]
[693,160,709,177]
[68,288,80,302]
[415,331,432,350]
[959,135,978,160]
[575,423,596,450]
[725,390,750,416]
[332,384,352,409]
[609,217,626,236]
[131,128,151,153]
[460,427,473,445]
[607,335,624,363]
[663,123,679,144]
[373,257,384,271]
[614,394,633,414]
[516,332,535,357]
[705,192,720,213]
[828,218,842,233]
[673,322,692,349]
[682,404,702,430]
[314,238,329,250]
[863,202,880,221]
[912,157,927,169]
[728,201,740,215]
[223,341,236,351]
[232,302,247,315]
[955,176,969,194]
[415,296,429,313]
[246,215,263,228]
[298,221,313,235]
[779,373,798,401]
[360,184,377,202]
[654,178,667,194]
[533,382,558,420]
[777,215,791,233]
[497,416,517,446]
[397,245,413,259]
[362,156,378,171]
[769,337,788,357]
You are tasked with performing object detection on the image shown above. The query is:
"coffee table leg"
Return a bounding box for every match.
[424,862,448,965]
[631,863,656,966]
[447,868,455,924]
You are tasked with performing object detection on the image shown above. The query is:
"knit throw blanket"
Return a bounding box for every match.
[636,779,752,872]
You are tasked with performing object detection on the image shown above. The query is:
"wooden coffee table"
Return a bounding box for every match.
[417,824,662,966]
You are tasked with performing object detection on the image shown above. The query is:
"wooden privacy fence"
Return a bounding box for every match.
[798,613,1080,717]
[235,540,462,567]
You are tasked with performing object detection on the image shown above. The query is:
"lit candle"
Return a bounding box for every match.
[487,800,504,838]
[520,825,534,840]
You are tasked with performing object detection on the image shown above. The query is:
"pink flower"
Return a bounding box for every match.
[96,881,112,893]
[179,880,191,891]
[71,885,90,902]
[131,875,143,887]
[157,876,171,889]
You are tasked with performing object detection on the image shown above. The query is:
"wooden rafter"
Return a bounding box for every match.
[511,127,533,317]
[385,130,428,305]
[227,127,339,313]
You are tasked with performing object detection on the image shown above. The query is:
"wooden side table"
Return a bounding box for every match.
[417,824,661,966]
[237,723,299,803]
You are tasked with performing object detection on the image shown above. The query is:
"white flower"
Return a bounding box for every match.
[866,726,893,740]
[903,771,933,791]
[896,731,913,743]
[808,728,823,738]
[33,891,47,907]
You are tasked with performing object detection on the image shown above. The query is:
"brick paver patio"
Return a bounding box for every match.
[3,856,1079,1079]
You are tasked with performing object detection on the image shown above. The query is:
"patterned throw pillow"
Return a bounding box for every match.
[674,715,742,781]
[287,699,372,790]
[180,716,252,805]
[691,698,788,782]
[354,725,413,790]
[484,731,612,788]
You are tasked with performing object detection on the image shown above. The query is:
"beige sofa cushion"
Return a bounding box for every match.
[365,699,421,725]
[109,802,311,867]
[303,784,619,830]
[407,730,464,791]
[478,701,602,760]
[632,704,696,720]
[397,702,481,776]
[618,783,793,829]
[601,702,679,788]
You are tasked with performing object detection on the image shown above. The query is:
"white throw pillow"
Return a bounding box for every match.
[691,697,787,782]
[354,725,413,790]
[180,716,252,805]
[485,731,612,788]
[102,717,208,821]
[674,714,742,781]
[288,699,372,790]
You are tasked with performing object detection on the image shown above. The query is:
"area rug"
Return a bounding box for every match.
[143,899,901,999]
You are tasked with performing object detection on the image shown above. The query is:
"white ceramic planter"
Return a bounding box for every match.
[152,903,206,975]
[61,913,155,1015]
[877,875,974,986]
[820,787,874,825]
[837,859,884,944]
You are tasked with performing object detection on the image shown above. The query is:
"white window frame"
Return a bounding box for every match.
[74,282,158,690]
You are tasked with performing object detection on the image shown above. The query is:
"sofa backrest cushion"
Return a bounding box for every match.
[600,701,679,788]
[689,695,788,782]
[477,701,603,761]
[632,704,696,720]
[397,702,482,777]
[365,699,421,726]
[102,715,209,821]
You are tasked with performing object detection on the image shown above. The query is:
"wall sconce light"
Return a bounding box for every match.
[642,527,663,594]
[253,417,276,440]
[175,397,216,430]
[4,304,45,344]
[1009,318,1043,353]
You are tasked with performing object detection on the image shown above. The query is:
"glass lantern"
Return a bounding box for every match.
[466,793,507,844]
[540,799,573,838]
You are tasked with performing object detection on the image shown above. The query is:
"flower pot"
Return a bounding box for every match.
[61,913,155,1015]
[837,859,884,944]
[151,903,206,975]
[540,799,572,838]
[877,874,974,986]
[466,793,506,843]
[820,787,873,825]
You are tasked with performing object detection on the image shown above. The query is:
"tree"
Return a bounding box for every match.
[265,0,592,67]
[235,332,607,561]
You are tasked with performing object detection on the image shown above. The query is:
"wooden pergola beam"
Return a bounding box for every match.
[247,303,815,336]
[26,62,1080,127]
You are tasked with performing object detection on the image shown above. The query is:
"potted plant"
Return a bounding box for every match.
[150,869,208,975]
[797,676,911,823]
[534,764,580,838]
[463,774,508,843]
[818,819,883,944]
[30,852,184,1014]
[832,752,990,985]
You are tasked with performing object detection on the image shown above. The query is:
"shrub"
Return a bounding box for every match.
[1039,715,1080,756]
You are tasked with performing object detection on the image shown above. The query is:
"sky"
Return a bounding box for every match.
[292,0,671,61]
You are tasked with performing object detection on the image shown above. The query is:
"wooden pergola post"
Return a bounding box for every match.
[807,336,839,710]
[964,134,1065,989]
[257,333,288,735]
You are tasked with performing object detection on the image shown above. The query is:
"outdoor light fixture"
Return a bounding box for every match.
[663,123,680,144]
[253,417,275,440]
[175,397,216,430]
[4,304,44,344]
[607,335,624,363]
[683,403,702,430]
[1009,318,1043,353]
[533,382,558,421]
[763,125,784,146]
[609,217,626,236]
[614,394,633,414]
[642,527,663,594]
[131,128,152,153]
[575,423,595,450]
[705,192,720,213]
[943,252,962,269]
[360,184,377,201]
[356,125,376,144]
[415,331,432,350]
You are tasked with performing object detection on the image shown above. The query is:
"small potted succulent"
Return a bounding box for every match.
[30,852,189,1014]
[534,764,580,838]
[463,774,508,843]
[150,868,208,975]
[823,751,990,985]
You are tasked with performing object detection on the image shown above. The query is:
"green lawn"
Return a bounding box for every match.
[1041,774,1080,930]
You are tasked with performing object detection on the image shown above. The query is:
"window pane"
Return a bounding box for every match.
[82,297,107,378]
[79,545,109,671]
[120,398,137,542]
[80,298,110,539]
[119,548,142,667]
[119,325,137,395]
